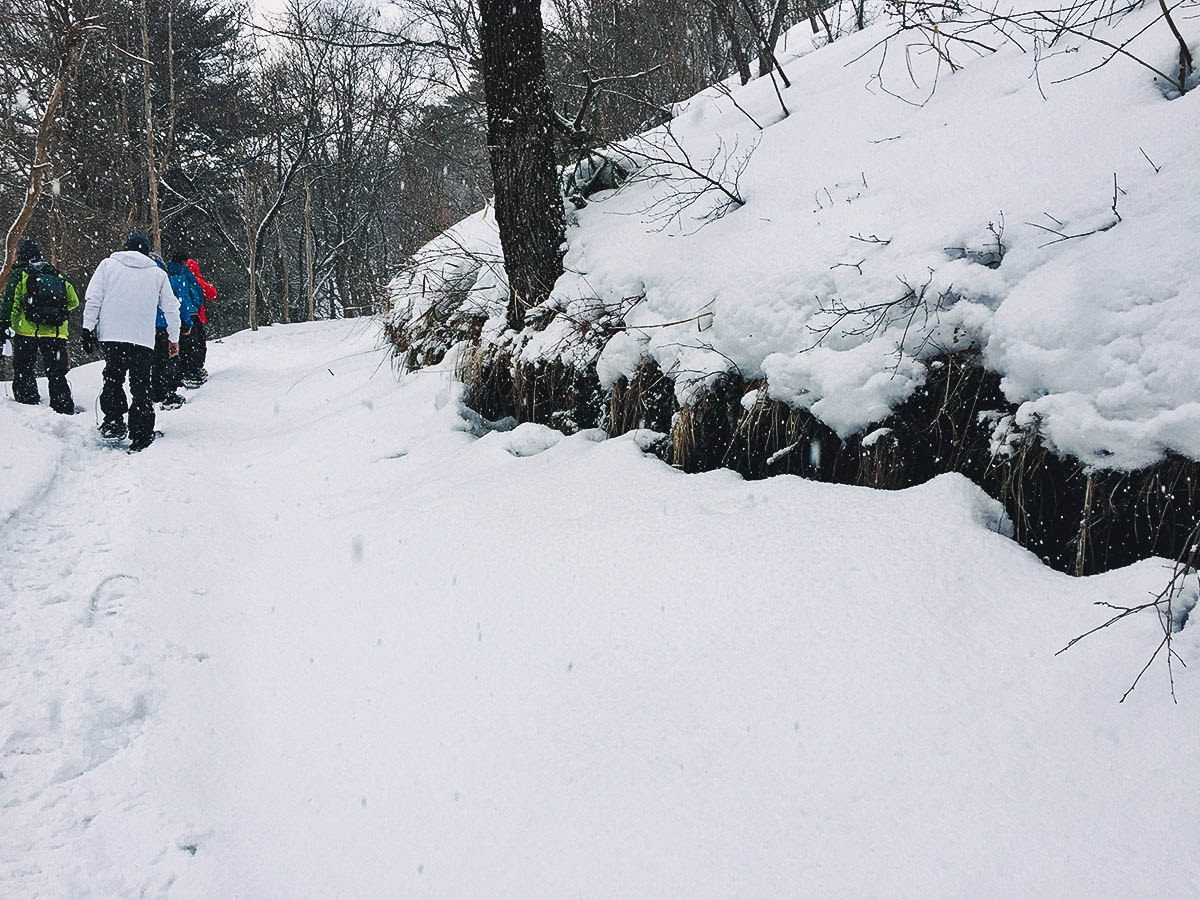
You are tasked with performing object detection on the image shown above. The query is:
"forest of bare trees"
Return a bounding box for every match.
[1,0,843,359]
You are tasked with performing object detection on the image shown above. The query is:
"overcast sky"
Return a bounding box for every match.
[249,0,392,24]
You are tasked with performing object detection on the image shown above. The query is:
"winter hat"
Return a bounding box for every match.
[169,250,187,264]
[124,232,151,255]
[17,239,42,264]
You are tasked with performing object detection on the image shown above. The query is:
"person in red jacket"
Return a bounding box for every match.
[181,258,216,386]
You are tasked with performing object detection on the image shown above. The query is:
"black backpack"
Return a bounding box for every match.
[23,265,69,327]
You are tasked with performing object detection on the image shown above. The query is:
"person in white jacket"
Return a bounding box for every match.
[81,233,181,452]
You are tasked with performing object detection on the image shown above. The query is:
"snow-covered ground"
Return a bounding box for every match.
[2,321,1198,897]
[393,3,1200,471]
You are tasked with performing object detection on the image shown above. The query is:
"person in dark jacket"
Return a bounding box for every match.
[82,232,180,452]
[166,252,204,393]
[181,257,216,385]
[148,251,194,410]
[1,239,81,414]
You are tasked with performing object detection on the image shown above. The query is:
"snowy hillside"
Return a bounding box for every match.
[2,322,1198,896]
[392,2,1200,471]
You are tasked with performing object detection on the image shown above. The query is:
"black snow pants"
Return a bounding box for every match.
[11,335,74,413]
[151,326,180,402]
[180,320,206,379]
[100,341,154,442]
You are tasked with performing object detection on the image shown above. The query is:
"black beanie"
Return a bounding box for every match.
[17,239,42,264]
[124,232,151,255]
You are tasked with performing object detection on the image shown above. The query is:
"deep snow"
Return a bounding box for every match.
[391,3,1200,471]
[2,321,1199,897]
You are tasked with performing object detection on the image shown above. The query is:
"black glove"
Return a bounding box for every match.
[81,328,97,354]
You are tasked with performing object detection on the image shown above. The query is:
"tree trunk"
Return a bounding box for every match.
[248,248,258,331]
[710,0,753,86]
[479,0,566,332]
[139,0,176,257]
[304,176,315,322]
[279,224,291,324]
[759,0,790,78]
[245,169,259,331]
[140,0,159,254]
[117,72,137,235]
[2,23,88,286]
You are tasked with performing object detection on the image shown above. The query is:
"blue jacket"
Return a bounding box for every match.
[161,261,204,329]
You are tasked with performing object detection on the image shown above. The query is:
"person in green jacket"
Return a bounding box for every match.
[2,239,81,414]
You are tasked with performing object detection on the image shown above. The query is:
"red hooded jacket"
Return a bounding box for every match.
[186,258,217,325]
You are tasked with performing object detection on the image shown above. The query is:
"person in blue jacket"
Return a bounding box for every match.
[167,253,204,328]
[149,250,202,409]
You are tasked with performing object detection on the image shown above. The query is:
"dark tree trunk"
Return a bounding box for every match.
[479,0,566,332]
[759,0,789,78]
[709,0,753,85]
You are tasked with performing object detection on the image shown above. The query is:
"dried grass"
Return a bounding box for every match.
[401,308,1199,576]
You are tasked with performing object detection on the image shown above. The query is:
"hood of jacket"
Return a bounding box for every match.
[112,250,159,269]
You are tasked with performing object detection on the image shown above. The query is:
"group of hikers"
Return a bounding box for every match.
[2,232,217,452]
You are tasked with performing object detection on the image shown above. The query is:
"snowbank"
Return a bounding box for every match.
[393,2,1200,470]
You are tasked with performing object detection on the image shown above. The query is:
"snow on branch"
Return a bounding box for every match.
[618,121,757,233]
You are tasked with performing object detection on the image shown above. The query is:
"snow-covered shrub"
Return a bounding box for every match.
[385,209,506,369]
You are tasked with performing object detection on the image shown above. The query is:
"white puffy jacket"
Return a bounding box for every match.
[83,251,180,348]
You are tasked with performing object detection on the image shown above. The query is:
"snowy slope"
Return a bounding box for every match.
[392,4,1200,470]
[1,321,1198,896]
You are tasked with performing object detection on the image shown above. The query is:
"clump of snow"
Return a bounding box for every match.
[595,329,650,390]
[395,2,1200,470]
[862,426,893,448]
[982,410,1023,459]
[486,421,564,458]
[986,210,1200,469]
[763,342,926,438]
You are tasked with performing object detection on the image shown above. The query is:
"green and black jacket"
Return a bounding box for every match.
[2,262,81,340]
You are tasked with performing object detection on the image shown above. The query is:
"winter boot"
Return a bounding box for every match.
[99,419,127,440]
[128,430,162,453]
[160,392,186,410]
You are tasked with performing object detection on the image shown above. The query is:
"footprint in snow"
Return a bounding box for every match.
[49,692,150,786]
[82,574,140,626]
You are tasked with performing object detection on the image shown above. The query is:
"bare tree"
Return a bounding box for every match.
[479,0,566,330]
[704,0,754,84]
[304,173,315,321]
[240,0,335,330]
[757,0,790,77]
[1,0,102,286]
[140,0,176,256]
